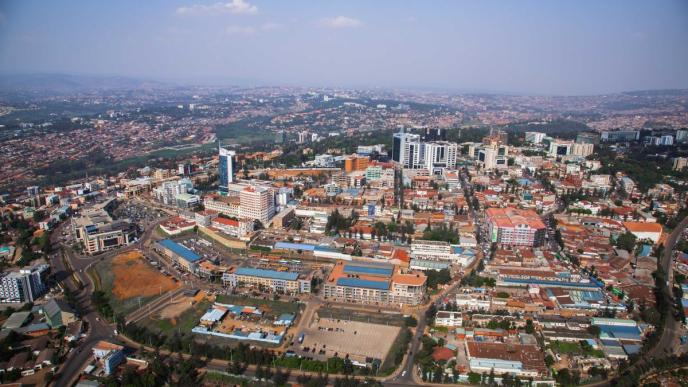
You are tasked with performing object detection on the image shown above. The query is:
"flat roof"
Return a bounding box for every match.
[157,239,200,262]
[336,277,389,290]
[236,267,299,281]
[343,264,393,277]
[274,242,316,251]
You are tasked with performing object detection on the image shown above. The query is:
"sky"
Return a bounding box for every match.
[0,0,687,95]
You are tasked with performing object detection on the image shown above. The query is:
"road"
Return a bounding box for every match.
[386,171,481,386]
[626,215,688,376]
[49,213,171,386]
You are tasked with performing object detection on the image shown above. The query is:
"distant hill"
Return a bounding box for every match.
[0,73,170,92]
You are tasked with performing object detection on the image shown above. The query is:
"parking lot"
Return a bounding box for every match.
[296,316,401,365]
[113,201,166,231]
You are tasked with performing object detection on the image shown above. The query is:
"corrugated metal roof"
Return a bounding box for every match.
[236,267,299,281]
[274,242,316,251]
[158,239,200,262]
[336,277,389,290]
[343,264,393,277]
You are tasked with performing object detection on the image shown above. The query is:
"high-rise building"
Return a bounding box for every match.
[392,130,422,168]
[178,162,193,176]
[676,129,688,143]
[423,141,458,174]
[344,156,369,172]
[525,132,546,144]
[26,186,40,197]
[485,208,546,247]
[275,130,285,144]
[468,143,509,170]
[422,128,447,141]
[601,130,640,142]
[218,145,236,193]
[239,185,275,226]
[576,132,600,145]
[0,264,49,303]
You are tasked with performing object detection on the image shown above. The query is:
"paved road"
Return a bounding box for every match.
[50,246,119,387]
[386,173,481,386]
[625,215,688,378]
[49,213,170,386]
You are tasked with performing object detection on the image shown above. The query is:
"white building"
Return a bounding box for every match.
[0,264,48,303]
[525,132,546,144]
[239,186,275,226]
[435,311,463,327]
[423,141,458,174]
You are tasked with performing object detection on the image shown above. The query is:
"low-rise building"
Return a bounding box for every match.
[323,261,426,306]
[155,239,201,272]
[222,267,311,294]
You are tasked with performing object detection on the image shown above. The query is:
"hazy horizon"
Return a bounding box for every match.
[1,0,687,95]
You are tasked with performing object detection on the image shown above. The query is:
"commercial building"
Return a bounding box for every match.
[153,178,193,205]
[239,185,275,226]
[223,267,311,294]
[435,311,463,327]
[323,261,426,306]
[548,139,594,158]
[203,194,240,217]
[468,143,509,170]
[218,145,236,194]
[344,156,369,172]
[423,141,458,174]
[0,264,49,303]
[485,208,547,247]
[673,157,688,171]
[576,132,600,144]
[410,240,475,267]
[92,341,125,375]
[72,207,137,255]
[525,132,545,144]
[623,222,663,244]
[465,341,547,378]
[211,216,253,238]
[601,130,640,142]
[392,130,423,169]
[155,239,201,272]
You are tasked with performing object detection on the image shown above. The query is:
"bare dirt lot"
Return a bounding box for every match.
[158,291,208,320]
[300,316,400,364]
[111,251,179,300]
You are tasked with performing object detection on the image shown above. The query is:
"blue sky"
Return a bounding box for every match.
[0,0,687,95]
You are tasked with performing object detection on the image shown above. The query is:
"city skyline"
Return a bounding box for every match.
[0,0,687,95]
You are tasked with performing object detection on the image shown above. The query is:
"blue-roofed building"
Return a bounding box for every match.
[273,242,316,251]
[337,277,390,290]
[343,264,393,277]
[156,239,201,272]
[223,267,310,294]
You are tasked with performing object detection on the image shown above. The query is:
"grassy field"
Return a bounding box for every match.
[549,340,605,358]
[317,307,406,327]
[204,371,277,387]
[215,294,301,316]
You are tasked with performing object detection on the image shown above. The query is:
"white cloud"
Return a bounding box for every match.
[319,16,362,29]
[177,0,258,16]
[225,25,256,36]
[260,22,281,31]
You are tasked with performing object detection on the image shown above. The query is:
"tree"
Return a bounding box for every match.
[615,232,637,252]
[468,372,482,384]
[525,319,534,334]
[544,354,555,367]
